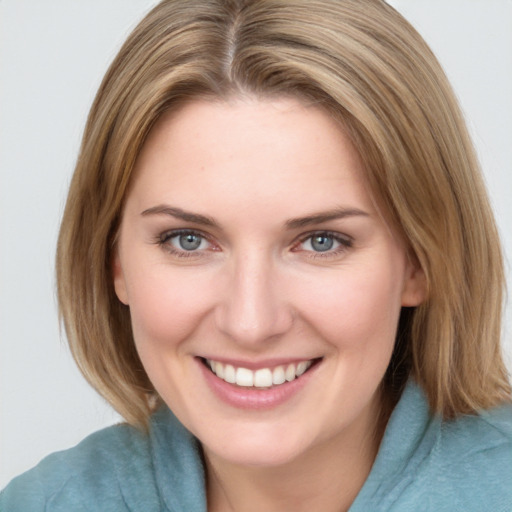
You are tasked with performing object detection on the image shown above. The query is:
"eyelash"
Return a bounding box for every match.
[155,229,215,258]
[294,231,353,258]
[155,229,353,259]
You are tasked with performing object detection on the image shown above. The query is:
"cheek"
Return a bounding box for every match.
[123,267,219,419]
[126,267,215,351]
[295,264,405,353]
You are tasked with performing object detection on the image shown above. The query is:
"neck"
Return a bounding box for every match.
[204,393,387,512]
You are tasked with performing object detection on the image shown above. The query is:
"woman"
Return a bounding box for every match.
[2,0,511,510]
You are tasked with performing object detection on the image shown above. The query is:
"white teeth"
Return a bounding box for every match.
[272,366,286,385]
[205,359,315,388]
[224,364,236,384]
[296,361,308,376]
[285,364,296,382]
[213,361,224,379]
[236,367,254,387]
[254,368,273,388]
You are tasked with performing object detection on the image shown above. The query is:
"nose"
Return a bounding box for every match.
[214,252,294,347]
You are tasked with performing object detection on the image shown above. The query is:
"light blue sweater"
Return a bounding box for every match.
[2,381,511,511]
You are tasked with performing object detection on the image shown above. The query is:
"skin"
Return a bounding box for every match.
[113,97,426,512]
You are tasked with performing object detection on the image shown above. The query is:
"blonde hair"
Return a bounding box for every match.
[57,0,510,427]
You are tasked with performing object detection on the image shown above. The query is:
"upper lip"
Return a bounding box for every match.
[198,356,321,370]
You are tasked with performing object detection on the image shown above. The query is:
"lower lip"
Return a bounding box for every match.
[197,359,320,410]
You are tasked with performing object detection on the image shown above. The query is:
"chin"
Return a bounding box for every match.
[200,421,319,469]
[207,442,308,469]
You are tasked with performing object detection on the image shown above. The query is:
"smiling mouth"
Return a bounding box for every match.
[202,358,321,389]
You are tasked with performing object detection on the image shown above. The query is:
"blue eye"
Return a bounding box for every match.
[175,233,204,251]
[310,234,335,252]
[298,232,352,255]
[159,230,211,254]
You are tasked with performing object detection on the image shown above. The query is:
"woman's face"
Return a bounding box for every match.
[113,97,425,468]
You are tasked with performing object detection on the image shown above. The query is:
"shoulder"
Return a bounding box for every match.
[0,422,161,512]
[393,399,512,512]
[429,403,512,510]
[440,400,512,461]
[357,382,512,512]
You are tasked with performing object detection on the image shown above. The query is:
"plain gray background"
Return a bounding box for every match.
[1,0,511,487]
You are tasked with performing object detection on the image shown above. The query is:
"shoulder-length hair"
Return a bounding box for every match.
[57,0,511,428]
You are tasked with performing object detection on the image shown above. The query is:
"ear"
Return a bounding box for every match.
[401,256,427,307]
[112,247,129,305]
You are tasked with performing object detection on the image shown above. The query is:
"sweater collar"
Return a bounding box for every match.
[150,407,207,512]
[349,379,440,510]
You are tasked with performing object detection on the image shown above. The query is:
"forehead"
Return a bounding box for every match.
[126,96,376,222]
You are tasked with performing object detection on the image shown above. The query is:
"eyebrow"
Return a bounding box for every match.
[141,204,368,230]
[141,205,218,227]
[285,207,369,229]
